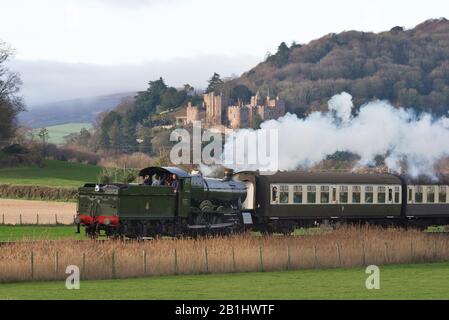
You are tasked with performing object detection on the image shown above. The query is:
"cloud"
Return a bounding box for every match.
[8,54,258,107]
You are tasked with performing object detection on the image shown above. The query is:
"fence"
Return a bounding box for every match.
[0,213,75,225]
[1,226,448,283]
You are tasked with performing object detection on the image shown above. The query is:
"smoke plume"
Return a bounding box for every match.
[223,92,449,177]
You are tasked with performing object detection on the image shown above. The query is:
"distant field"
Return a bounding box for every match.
[1,262,449,299]
[33,122,92,145]
[0,159,102,187]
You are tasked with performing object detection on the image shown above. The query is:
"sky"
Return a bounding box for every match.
[1,0,449,106]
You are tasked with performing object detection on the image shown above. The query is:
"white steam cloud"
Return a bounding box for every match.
[223,92,449,177]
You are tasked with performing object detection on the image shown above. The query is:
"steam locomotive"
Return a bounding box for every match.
[76,166,449,237]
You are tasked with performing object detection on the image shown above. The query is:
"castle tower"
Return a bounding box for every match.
[204,92,226,127]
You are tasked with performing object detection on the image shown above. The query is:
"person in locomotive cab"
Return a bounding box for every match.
[171,174,180,193]
[143,175,151,185]
[151,175,162,186]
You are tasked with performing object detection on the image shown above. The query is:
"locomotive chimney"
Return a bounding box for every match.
[223,168,234,181]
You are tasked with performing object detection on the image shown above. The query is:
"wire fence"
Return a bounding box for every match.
[1,226,448,283]
[0,213,75,225]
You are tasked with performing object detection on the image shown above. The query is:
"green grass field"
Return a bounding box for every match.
[0,159,102,187]
[1,262,448,299]
[33,122,93,145]
[0,226,84,241]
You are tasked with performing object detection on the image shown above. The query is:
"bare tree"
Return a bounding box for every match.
[0,40,25,148]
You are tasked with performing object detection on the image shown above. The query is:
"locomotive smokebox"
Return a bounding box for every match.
[223,168,234,181]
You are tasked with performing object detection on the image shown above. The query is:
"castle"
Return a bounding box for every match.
[181,91,285,129]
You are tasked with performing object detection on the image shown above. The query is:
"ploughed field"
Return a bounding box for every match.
[1,262,449,299]
[0,199,76,225]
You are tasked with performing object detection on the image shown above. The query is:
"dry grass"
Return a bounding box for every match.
[1,226,448,283]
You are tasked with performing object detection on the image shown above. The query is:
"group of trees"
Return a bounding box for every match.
[0,41,24,148]
[94,78,203,154]
[235,18,449,116]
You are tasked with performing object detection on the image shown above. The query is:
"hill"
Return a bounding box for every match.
[230,18,449,115]
[19,92,135,128]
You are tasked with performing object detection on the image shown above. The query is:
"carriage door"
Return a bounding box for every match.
[331,185,338,204]
[177,178,191,218]
[270,184,280,204]
[387,187,394,204]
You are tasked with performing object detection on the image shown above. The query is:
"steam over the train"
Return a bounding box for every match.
[76,166,449,237]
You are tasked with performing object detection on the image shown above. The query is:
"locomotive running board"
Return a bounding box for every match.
[187,222,235,229]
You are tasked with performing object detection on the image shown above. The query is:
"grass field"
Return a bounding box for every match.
[0,262,448,299]
[0,226,84,241]
[33,122,93,145]
[0,159,101,187]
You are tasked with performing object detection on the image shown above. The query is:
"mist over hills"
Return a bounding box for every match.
[19,92,135,128]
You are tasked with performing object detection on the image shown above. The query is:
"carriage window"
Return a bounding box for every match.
[320,186,330,203]
[377,186,386,203]
[352,186,361,203]
[395,186,400,203]
[408,188,413,202]
[279,185,289,204]
[307,186,316,204]
[293,185,303,204]
[415,186,423,203]
[339,186,348,203]
[365,186,374,203]
[427,186,435,203]
[439,186,447,203]
[271,186,278,203]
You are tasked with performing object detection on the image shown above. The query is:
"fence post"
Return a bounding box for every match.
[55,214,58,225]
[433,238,437,260]
[111,251,116,279]
[143,250,147,274]
[2,213,4,225]
[259,245,264,272]
[313,245,317,268]
[174,248,178,275]
[54,251,59,274]
[20,214,22,225]
[286,245,291,270]
[82,252,86,276]
[36,214,39,225]
[336,243,341,267]
[384,242,389,264]
[204,247,209,273]
[231,246,236,272]
[410,239,414,262]
[30,250,34,280]
[362,243,366,266]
